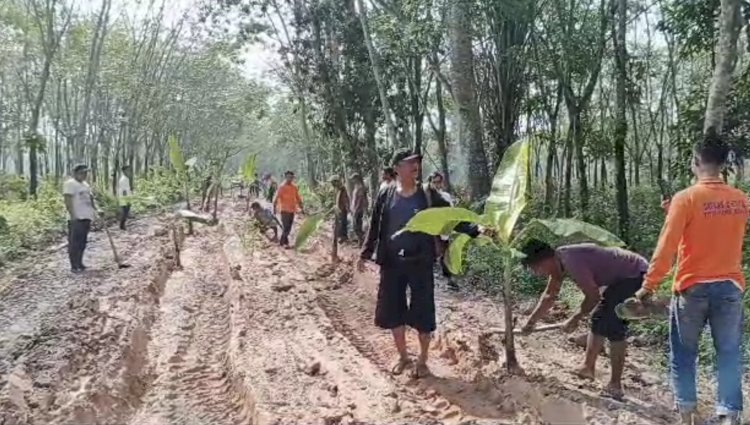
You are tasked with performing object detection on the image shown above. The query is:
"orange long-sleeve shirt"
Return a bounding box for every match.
[274,182,303,214]
[644,178,749,293]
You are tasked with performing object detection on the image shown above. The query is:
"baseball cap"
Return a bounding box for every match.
[73,164,89,173]
[391,148,422,166]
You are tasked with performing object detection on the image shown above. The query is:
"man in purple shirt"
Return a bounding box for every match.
[519,240,648,400]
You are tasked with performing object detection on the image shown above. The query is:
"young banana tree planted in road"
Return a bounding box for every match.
[399,138,623,373]
[169,135,199,234]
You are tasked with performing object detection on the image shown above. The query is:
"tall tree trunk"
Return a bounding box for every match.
[432,54,451,191]
[355,0,398,147]
[613,0,630,242]
[28,55,53,197]
[449,0,491,201]
[704,0,743,134]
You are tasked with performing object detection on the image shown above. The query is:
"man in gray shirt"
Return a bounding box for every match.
[519,239,648,400]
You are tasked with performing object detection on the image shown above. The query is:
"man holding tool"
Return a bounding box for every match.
[519,239,648,400]
[273,170,305,248]
[63,164,98,273]
[635,132,747,425]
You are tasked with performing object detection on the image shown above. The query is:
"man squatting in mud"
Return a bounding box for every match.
[519,240,648,400]
[358,148,452,378]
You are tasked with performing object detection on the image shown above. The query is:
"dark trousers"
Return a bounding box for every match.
[68,219,91,270]
[336,212,349,241]
[353,210,365,245]
[119,204,131,230]
[279,212,295,246]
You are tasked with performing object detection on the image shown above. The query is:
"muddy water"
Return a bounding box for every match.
[0,202,740,425]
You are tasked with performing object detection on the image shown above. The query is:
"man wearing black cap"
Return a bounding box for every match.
[63,164,98,273]
[358,148,450,378]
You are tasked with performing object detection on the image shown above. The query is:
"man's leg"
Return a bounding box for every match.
[406,263,436,377]
[119,205,130,230]
[670,285,710,417]
[280,213,294,246]
[707,281,744,418]
[78,219,91,269]
[340,214,349,241]
[67,220,78,270]
[579,332,605,379]
[375,264,410,374]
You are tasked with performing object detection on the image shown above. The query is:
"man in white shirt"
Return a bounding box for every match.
[118,165,132,230]
[63,164,97,273]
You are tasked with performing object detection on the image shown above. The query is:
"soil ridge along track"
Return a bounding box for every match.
[0,201,736,424]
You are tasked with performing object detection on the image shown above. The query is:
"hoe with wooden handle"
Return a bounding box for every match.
[104,228,131,269]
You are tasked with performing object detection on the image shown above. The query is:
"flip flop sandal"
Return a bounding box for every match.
[599,388,625,402]
[391,358,412,376]
[411,362,431,379]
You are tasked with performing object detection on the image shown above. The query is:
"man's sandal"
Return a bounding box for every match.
[411,362,430,379]
[391,358,412,376]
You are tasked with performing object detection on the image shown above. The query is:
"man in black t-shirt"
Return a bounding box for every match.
[359,149,449,379]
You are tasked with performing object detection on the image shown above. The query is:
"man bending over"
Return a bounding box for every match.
[519,240,648,400]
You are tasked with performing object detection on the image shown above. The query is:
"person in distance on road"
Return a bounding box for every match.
[358,149,451,378]
[117,165,133,231]
[350,173,369,246]
[519,239,648,400]
[63,164,98,273]
[273,171,304,248]
[250,201,281,242]
[330,176,350,243]
[636,131,747,425]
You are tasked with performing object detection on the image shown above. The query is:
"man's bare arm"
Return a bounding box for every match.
[64,195,75,219]
[525,275,563,326]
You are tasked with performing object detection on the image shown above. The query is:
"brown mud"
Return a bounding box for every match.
[0,201,745,424]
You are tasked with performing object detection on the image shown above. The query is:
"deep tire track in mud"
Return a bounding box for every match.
[3,201,742,425]
[128,233,254,425]
[0,217,177,425]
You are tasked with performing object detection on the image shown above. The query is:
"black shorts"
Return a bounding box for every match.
[375,261,436,333]
[591,276,643,342]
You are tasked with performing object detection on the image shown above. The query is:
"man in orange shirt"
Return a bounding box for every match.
[636,132,747,425]
[273,171,305,247]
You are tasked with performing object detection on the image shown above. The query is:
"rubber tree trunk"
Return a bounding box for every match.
[613,0,630,243]
[356,0,398,148]
[449,0,491,201]
[704,0,742,134]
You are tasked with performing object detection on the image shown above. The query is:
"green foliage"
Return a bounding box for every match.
[168,135,186,175]
[397,207,485,237]
[242,153,257,184]
[484,137,531,243]
[0,181,66,265]
[517,218,625,249]
[445,233,472,275]
[294,213,326,250]
[0,173,28,201]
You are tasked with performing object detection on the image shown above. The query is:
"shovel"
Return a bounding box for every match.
[104,227,131,269]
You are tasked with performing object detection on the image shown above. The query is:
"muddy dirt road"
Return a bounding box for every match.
[0,201,741,424]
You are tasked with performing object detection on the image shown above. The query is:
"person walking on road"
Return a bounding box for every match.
[331,176,350,243]
[358,149,450,379]
[63,164,98,273]
[350,173,368,246]
[273,171,305,248]
[635,132,748,425]
[117,165,133,230]
[519,240,648,401]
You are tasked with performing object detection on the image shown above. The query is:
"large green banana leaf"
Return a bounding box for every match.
[484,138,531,244]
[397,207,485,237]
[168,135,186,175]
[515,218,624,248]
[242,154,257,184]
[294,213,326,250]
[445,233,472,275]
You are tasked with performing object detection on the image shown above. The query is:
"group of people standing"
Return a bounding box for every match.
[62,164,133,273]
